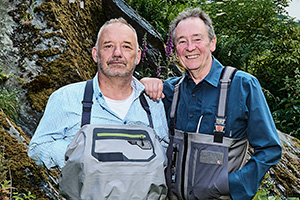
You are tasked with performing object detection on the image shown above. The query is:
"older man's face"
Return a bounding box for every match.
[174,17,216,73]
[96,22,141,77]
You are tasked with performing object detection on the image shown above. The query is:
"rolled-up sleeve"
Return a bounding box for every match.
[28,86,82,169]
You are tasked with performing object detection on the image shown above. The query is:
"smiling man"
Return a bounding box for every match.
[174,16,216,84]
[141,7,282,200]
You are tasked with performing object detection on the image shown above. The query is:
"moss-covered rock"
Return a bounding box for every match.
[20,0,104,109]
[3,0,105,136]
[0,111,59,199]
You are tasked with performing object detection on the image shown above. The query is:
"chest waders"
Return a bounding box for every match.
[59,80,167,200]
[165,67,249,200]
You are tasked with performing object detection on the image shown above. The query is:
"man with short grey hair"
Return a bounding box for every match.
[142,7,282,200]
[29,17,168,199]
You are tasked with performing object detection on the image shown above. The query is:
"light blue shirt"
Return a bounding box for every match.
[28,74,169,169]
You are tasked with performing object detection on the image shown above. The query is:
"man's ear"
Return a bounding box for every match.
[135,49,142,65]
[92,47,98,63]
[210,36,217,53]
[175,48,178,57]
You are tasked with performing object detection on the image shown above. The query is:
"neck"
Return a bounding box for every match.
[188,57,213,85]
[98,73,133,100]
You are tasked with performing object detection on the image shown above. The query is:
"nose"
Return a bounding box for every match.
[186,41,195,51]
[112,45,122,57]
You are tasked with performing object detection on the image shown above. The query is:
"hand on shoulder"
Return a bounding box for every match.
[140,77,165,101]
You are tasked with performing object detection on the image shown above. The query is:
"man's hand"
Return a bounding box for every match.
[140,77,165,101]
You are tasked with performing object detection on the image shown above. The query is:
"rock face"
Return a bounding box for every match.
[2,0,104,137]
[269,131,300,198]
[0,0,299,199]
[0,111,60,199]
[1,0,180,138]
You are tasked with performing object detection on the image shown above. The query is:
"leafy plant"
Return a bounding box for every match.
[272,68,300,138]
[0,143,12,200]
[253,190,281,200]
[254,189,299,200]
[13,191,36,200]
[126,0,300,138]
[0,89,20,122]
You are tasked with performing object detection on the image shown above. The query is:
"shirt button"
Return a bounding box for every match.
[189,114,193,118]
[192,94,196,97]
[124,121,127,124]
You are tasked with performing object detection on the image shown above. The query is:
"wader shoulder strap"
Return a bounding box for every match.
[81,79,94,127]
[81,80,154,128]
[214,66,237,143]
[169,77,184,136]
[168,67,237,140]
[139,92,154,128]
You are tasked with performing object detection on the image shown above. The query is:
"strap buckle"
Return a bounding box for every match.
[219,79,231,89]
[82,101,93,112]
[214,117,226,143]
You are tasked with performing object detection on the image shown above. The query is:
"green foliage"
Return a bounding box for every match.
[0,143,12,200]
[126,0,300,138]
[204,1,300,138]
[213,35,253,69]
[0,72,10,84]
[0,89,20,122]
[251,23,300,138]
[124,0,206,40]
[253,190,281,200]
[272,68,300,138]
[254,188,299,200]
[251,22,300,94]
[13,191,36,200]
[253,172,299,200]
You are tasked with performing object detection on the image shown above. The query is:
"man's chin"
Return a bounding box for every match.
[107,71,130,77]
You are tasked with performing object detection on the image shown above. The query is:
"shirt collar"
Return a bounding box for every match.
[184,56,224,88]
[204,57,224,88]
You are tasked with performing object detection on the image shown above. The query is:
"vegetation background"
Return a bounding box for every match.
[124,0,300,140]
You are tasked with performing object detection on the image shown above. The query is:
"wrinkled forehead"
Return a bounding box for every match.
[98,22,138,46]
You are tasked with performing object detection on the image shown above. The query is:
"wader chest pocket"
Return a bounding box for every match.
[91,127,155,162]
[199,150,224,165]
[190,143,229,199]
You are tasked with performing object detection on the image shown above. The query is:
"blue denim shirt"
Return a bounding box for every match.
[163,57,281,200]
[28,74,168,169]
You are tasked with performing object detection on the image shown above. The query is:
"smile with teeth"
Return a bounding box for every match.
[186,55,199,59]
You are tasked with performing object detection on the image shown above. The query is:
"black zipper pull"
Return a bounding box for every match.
[171,146,178,183]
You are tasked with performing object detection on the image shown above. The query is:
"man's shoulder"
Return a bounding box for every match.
[233,70,258,83]
[232,70,262,90]
[164,77,182,88]
[143,93,164,107]
[50,81,87,99]
[160,76,182,103]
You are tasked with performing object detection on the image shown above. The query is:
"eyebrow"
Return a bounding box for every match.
[123,41,134,46]
[102,40,133,45]
[176,33,204,41]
